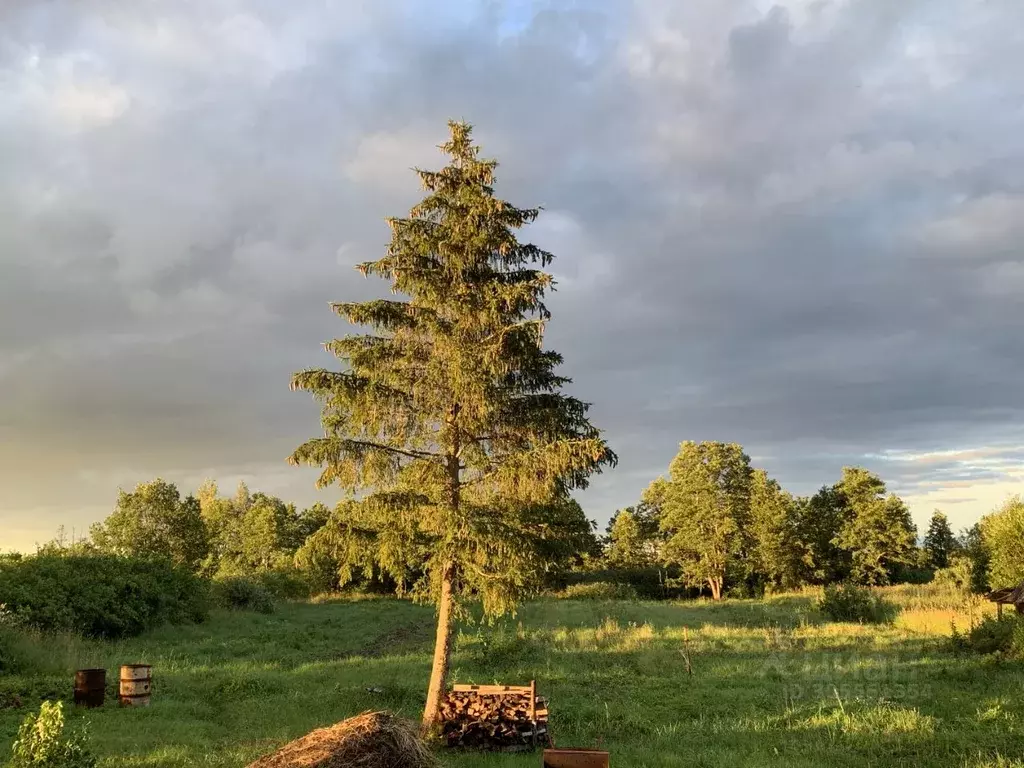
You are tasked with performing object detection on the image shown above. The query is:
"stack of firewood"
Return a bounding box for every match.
[440,684,549,751]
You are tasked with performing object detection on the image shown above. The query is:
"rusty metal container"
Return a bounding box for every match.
[119,664,152,707]
[543,748,610,768]
[73,669,106,708]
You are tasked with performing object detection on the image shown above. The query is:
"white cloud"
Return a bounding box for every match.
[918,194,1024,255]
[343,127,443,194]
[52,79,129,129]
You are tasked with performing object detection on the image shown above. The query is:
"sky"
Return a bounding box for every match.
[2,0,1024,551]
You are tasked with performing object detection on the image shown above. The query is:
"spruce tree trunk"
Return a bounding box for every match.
[422,567,455,734]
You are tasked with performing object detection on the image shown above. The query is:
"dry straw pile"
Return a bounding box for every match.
[246,711,437,768]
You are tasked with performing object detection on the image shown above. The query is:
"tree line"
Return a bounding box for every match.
[48,478,335,592]
[55,472,598,599]
[601,440,1021,599]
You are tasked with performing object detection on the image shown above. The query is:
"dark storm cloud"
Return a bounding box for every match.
[3,0,1024,548]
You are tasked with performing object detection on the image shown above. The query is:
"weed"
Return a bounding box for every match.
[9,701,95,768]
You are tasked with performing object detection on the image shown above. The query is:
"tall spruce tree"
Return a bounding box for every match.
[289,122,614,730]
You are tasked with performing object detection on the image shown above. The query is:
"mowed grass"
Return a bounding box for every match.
[2,588,1024,767]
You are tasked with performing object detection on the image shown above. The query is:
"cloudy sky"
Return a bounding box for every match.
[2,0,1023,551]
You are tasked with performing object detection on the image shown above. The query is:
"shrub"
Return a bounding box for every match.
[933,556,975,594]
[212,577,275,614]
[560,582,639,600]
[254,569,310,600]
[560,567,693,600]
[951,615,1023,656]
[9,701,96,768]
[0,553,208,638]
[818,583,897,623]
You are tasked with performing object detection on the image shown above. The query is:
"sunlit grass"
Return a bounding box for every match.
[2,586,1023,767]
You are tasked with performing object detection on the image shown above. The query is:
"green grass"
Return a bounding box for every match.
[3,588,1024,767]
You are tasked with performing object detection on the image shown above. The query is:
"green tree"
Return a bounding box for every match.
[90,479,208,571]
[793,485,851,584]
[605,501,660,566]
[606,508,650,568]
[833,467,916,585]
[980,496,1024,589]
[195,480,243,575]
[233,480,252,514]
[288,122,614,730]
[293,502,332,547]
[654,441,751,600]
[960,522,991,594]
[535,497,603,570]
[237,493,297,571]
[748,469,803,590]
[922,510,957,569]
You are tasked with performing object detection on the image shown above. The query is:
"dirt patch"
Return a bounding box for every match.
[359,619,434,658]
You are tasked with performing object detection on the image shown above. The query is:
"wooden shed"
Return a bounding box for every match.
[986,581,1024,617]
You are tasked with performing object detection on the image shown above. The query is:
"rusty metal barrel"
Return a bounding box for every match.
[543,749,610,768]
[119,664,152,707]
[73,669,106,708]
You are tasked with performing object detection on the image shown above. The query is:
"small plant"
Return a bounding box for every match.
[9,701,96,768]
[560,582,639,600]
[817,583,897,623]
[212,577,275,614]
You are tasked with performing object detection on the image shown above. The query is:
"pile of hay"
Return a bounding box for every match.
[246,711,437,768]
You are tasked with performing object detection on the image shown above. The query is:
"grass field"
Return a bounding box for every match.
[2,587,1023,767]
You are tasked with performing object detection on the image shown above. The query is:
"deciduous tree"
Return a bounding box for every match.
[833,467,916,585]
[793,485,851,584]
[980,496,1024,588]
[654,441,751,600]
[606,509,650,568]
[289,122,614,731]
[960,522,991,594]
[922,510,957,569]
[748,469,803,590]
[90,479,208,571]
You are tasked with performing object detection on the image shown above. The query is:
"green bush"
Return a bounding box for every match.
[9,701,96,768]
[933,556,974,593]
[560,567,692,600]
[0,553,208,638]
[560,582,640,600]
[254,569,310,600]
[951,615,1023,656]
[818,583,897,623]
[212,577,275,614]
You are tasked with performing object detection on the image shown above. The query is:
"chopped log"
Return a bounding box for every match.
[440,684,550,751]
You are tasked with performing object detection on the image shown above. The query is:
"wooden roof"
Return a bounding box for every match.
[986,582,1024,604]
